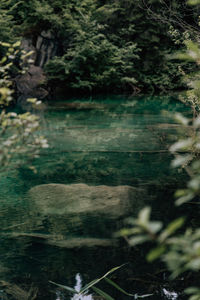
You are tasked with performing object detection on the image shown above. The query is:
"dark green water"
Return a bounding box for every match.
[0,95,191,299]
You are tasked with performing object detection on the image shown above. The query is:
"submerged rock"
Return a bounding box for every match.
[3,232,115,248]
[28,183,143,217]
[45,237,115,248]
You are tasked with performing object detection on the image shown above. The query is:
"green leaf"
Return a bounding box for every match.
[175,189,187,197]
[92,286,115,300]
[129,235,150,246]
[136,294,154,299]
[138,207,151,225]
[159,218,185,242]
[79,264,125,295]
[49,281,77,294]
[147,245,166,262]
[189,295,200,300]
[116,227,142,237]
[193,116,200,128]
[148,221,163,234]
[105,278,134,296]
[171,155,193,168]
[170,139,193,153]
[185,287,200,294]
[0,42,11,47]
[174,113,189,126]
[187,0,200,5]
[175,193,194,206]
[13,41,21,47]
[0,56,7,64]
[27,98,37,104]
[186,258,200,270]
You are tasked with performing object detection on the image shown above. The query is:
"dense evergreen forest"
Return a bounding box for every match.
[0,0,199,95]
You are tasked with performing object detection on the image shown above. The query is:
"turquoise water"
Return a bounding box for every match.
[0,95,190,299]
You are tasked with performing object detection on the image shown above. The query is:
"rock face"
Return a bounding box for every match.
[34,30,57,68]
[15,65,48,98]
[28,183,142,217]
[15,30,57,99]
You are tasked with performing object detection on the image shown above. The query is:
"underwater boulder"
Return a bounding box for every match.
[28,183,143,217]
[4,232,115,248]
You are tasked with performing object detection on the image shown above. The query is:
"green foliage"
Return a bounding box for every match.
[118,206,184,249]
[185,287,200,300]
[50,264,153,300]
[0,0,198,93]
[0,40,26,92]
[118,36,200,300]
[107,6,200,296]
[168,42,200,206]
[45,26,139,91]
[43,0,140,92]
[0,5,15,56]
[118,206,200,286]
[188,0,200,5]
[50,265,123,299]
[0,42,48,170]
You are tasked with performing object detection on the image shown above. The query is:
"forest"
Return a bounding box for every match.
[0,0,200,95]
[0,0,200,300]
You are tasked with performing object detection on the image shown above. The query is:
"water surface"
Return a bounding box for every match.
[0,95,190,299]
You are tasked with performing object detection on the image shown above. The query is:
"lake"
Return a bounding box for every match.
[0,95,190,299]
